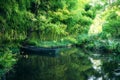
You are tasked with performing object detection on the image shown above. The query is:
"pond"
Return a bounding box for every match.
[6,47,120,80]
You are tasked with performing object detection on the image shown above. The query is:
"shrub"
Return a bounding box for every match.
[0,48,16,78]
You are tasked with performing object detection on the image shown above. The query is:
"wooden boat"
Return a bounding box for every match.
[20,46,60,57]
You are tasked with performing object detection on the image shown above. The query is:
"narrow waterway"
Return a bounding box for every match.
[6,47,120,80]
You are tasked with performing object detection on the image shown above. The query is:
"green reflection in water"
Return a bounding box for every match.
[6,48,120,80]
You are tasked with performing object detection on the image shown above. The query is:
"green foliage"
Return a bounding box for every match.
[95,40,119,52]
[0,0,94,42]
[2,1,120,79]
[0,0,96,46]
[76,32,120,53]
[77,34,91,45]
[0,0,98,77]
[94,4,103,10]
[0,48,16,78]
[26,36,77,47]
[102,10,120,38]
[103,20,120,38]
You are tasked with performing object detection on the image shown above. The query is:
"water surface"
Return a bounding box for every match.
[7,47,120,80]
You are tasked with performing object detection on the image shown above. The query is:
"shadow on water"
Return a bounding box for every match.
[6,47,120,80]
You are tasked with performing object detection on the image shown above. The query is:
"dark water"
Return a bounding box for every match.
[6,48,120,80]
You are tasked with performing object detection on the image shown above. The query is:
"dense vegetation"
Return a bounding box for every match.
[85,0,120,53]
[0,0,95,43]
[0,0,120,79]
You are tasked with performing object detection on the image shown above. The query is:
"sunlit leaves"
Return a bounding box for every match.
[102,9,120,38]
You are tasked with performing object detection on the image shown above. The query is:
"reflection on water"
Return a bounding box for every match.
[7,48,120,80]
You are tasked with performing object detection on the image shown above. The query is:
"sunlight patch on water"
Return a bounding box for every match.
[89,57,102,72]
[88,76,102,80]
